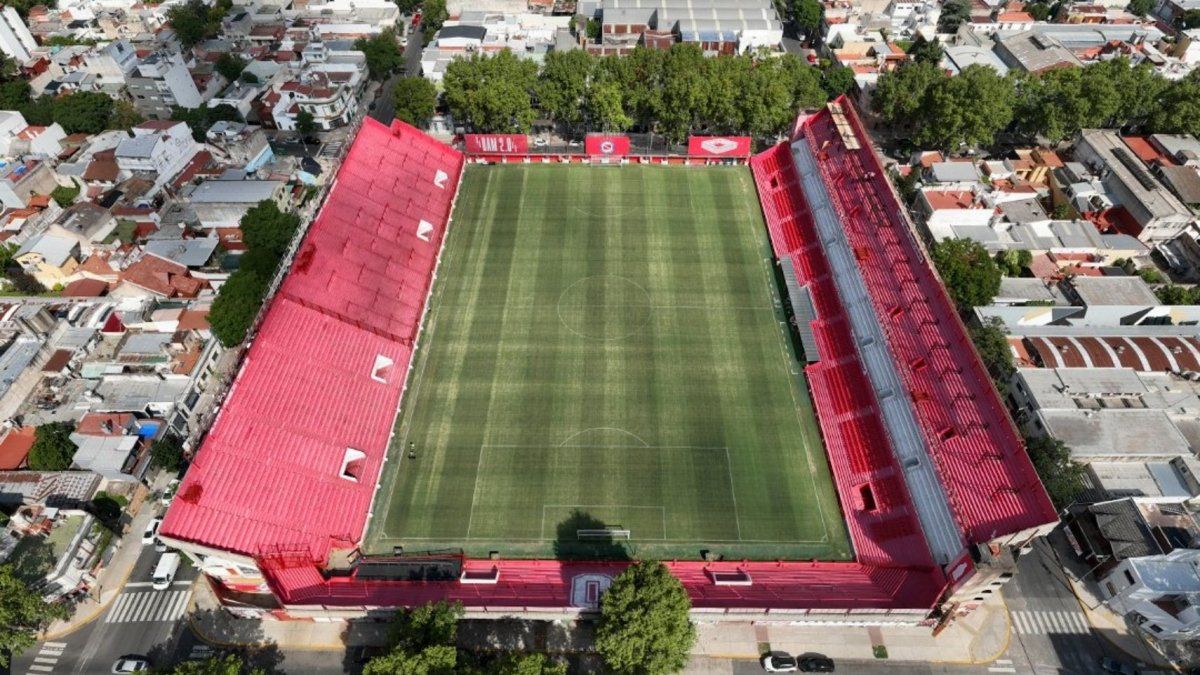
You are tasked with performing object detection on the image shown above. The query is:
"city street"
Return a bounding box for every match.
[13,522,199,675]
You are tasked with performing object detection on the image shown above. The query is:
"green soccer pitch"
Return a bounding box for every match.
[364,164,851,561]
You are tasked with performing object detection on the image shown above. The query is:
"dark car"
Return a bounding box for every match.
[1100,657,1138,675]
[799,655,835,672]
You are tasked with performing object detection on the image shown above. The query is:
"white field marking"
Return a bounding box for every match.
[482,443,730,450]
[555,275,654,342]
[463,442,488,539]
[539,505,667,540]
[725,448,743,541]
[558,427,650,448]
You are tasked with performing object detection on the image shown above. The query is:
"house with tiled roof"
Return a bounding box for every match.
[112,253,205,299]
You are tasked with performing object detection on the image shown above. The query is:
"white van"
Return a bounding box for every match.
[151,552,180,591]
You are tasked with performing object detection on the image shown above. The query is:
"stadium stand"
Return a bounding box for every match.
[160,118,465,564]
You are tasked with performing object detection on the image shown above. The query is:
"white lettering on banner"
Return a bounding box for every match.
[700,138,739,155]
[434,169,448,189]
[600,140,615,155]
[479,137,518,153]
[417,220,434,242]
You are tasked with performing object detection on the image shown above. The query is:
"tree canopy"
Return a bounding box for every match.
[215,53,248,81]
[50,92,115,135]
[210,201,299,347]
[392,76,438,127]
[595,561,696,675]
[930,238,1001,310]
[163,653,265,675]
[0,565,70,666]
[794,0,823,36]
[28,422,77,471]
[1127,0,1154,15]
[364,645,456,675]
[422,0,449,42]
[209,269,268,348]
[167,0,229,48]
[937,0,972,33]
[356,28,404,80]
[150,435,186,472]
[444,50,539,133]
[1025,435,1087,507]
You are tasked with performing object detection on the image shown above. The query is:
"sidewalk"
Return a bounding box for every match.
[189,572,1009,666]
[42,472,172,640]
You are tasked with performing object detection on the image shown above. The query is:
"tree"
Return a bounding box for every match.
[1026,2,1052,20]
[0,79,31,111]
[209,269,268,347]
[1180,8,1200,28]
[871,61,944,129]
[820,64,855,97]
[658,44,707,141]
[216,53,247,82]
[164,653,265,675]
[1025,435,1087,507]
[0,565,70,666]
[930,238,1001,310]
[937,0,972,33]
[536,50,594,129]
[356,28,404,80]
[794,0,822,37]
[171,104,241,141]
[392,76,438,127]
[89,492,126,529]
[970,316,1015,391]
[1151,69,1200,135]
[595,561,695,675]
[238,200,299,277]
[1051,202,1074,219]
[27,422,77,471]
[389,601,462,653]
[443,50,538,132]
[1155,284,1200,305]
[108,100,144,130]
[778,53,827,111]
[1127,0,1153,15]
[423,0,449,37]
[52,92,114,134]
[587,79,633,132]
[4,263,45,295]
[150,435,185,472]
[295,110,317,135]
[167,0,214,48]
[491,653,569,675]
[907,35,944,65]
[364,645,455,675]
[995,249,1032,277]
[586,18,601,41]
[916,64,1014,150]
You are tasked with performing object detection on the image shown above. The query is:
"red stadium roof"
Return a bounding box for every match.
[794,99,1057,544]
[160,118,464,562]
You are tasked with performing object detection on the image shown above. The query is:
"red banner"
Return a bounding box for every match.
[585,135,631,157]
[464,134,528,155]
[687,136,752,158]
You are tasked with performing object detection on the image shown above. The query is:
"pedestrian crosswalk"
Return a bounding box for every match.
[1011,609,1090,635]
[988,658,1016,673]
[105,589,191,624]
[25,641,66,673]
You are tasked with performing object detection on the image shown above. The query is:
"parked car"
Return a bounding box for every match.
[533,137,549,148]
[160,479,180,507]
[141,518,161,545]
[152,552,181,591]
[762,653,798,672]
[799,655,835,672]
[1100,657,1138,675]
[112,655,150,673]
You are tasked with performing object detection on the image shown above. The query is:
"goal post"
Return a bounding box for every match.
[577,528,631,540]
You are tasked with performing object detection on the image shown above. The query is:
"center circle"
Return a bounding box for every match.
[557,275,652,341]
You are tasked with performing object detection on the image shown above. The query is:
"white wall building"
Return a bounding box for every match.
[1101,547,1200,640]
[0,6,37,63]
[84,39,138,88]
[114,120,201,190]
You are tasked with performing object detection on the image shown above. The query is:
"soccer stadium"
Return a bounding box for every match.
[159,98,1059,621]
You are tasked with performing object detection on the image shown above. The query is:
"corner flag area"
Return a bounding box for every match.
[364,164,851,562]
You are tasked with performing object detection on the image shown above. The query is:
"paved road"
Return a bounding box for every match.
[13,541,199,675]
[369,25,425,126]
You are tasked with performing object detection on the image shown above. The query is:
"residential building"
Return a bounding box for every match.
[0,112,67,158]
[0,508,105,601]
[1101,547,1200,640]
[266,72,361,132]
[992,31,1082,73]
[1074,129,1194,242]
[188,177,288,230]
[205,122,272,172]
[0,160,58,209]
[83,39,137,89]
[114,120,201,191]
[127,51,203,120]
[14,234,81,288]
[0,6,37,63]
[47,202,117,255]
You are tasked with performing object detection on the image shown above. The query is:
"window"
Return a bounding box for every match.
[340,448,366,481]
[371,355,394,383]
[1124,570,1136,586]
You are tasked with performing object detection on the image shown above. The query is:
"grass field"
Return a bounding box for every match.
[364,164,850,561]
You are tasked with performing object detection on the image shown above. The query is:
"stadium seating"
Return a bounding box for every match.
[161,118,465,564]
[797,100,1057,543]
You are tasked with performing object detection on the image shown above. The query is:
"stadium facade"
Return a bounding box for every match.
[159,97,1058,625]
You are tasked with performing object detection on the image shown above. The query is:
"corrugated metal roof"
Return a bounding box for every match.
[160,119,464,562]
